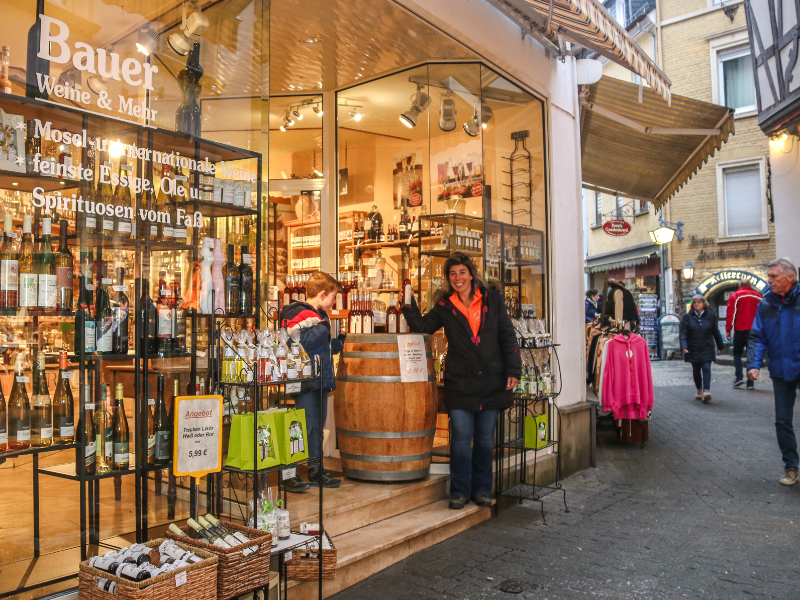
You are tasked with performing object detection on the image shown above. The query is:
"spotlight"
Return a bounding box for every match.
[399,84,431,128]
[351,108,362,121]
[280,124,286,132]
[437,91,457,132]
[292,108,303,120]
[480,101,493,129]
[463,102,480,137]
[57,66,82,91]
[137,26,159,56]
[313,104,323,116]
[283,115,294,128]
[109,140,124,159]
[168,5,210,56]
[87,74,107,94]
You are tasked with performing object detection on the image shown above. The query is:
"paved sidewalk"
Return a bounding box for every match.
[333,361,800,599]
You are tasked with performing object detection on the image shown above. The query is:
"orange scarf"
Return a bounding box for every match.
[450,288,483,336]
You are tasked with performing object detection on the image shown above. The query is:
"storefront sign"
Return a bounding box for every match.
[697,245,755,262]
[173,395,223,478]
[624,266,636,279]
[409,192,422,206]
[602,220,631,236]
[695,270,768,296]
[397,334,429,383]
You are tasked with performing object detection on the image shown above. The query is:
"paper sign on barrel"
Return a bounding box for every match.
[397,334,429,383]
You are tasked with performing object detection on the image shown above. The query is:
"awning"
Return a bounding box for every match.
[487,0,671,103]
[584,242,658,273]
[580,76,735,209]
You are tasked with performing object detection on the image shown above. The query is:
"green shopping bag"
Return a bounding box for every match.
[274,408,309,464]
[225,412,283,470]
[524,413,548,450]
[225,413,246,469]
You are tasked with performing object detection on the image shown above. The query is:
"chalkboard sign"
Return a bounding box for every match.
[659,314,681,359]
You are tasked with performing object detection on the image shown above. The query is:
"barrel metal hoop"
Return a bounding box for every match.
[341,351,433,359]
[339,451,433,463]
[337,374,437,383]
[337,427,436,439]
[342,467,431,481]
[342,333,431,344]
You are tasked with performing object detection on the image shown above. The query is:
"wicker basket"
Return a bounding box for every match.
[78,538,218,600]
[166,521,272,599]
[285,531,337,580]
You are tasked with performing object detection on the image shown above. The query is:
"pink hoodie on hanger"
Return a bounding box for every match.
[601,333,654,420]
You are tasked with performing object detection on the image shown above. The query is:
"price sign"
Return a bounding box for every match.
[173,395,223,478]
[397,334,429,383]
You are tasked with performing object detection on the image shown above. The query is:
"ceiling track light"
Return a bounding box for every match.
[136,26,160,56]
[438,90,457,132]
[168,1,210,56]
[350,107,361,121]
[313,104,323,116]
[292,108,303,120]
[400,84,432,128]
[463,100,492,137]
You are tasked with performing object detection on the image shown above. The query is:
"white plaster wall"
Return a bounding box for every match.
[770,143,800,265]
[397,0,587,407]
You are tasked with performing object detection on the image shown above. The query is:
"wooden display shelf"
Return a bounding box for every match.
[349,235,441,251]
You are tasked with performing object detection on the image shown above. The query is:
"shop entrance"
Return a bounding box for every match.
[692,270,769,346]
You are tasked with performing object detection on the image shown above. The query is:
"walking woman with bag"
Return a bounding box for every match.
[680,294,725,403]
[402,252,521,509]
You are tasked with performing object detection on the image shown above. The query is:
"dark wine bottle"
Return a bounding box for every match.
[238,245,253,315]
[111,267,129,354]
[154,374,171,465]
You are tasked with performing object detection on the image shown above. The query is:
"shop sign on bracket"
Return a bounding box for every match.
[602,219,631,236]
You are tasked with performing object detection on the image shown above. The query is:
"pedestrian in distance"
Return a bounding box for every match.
[402,252,521,510]
[680,294,725,403]
[725,278,762,389]
[585,289,600,323]
[747,258,800,486]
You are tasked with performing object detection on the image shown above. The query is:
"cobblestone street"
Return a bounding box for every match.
[333,361,800,599]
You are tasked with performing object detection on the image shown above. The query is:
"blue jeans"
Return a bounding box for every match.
[294,390,326,460]
[449,408,500,499]
[733,330,752,385]
[691,361,711,391]
[773,378,800,470]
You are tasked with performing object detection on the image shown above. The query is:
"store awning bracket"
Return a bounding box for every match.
[581,99,721,136]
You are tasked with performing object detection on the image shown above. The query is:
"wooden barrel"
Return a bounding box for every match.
[334,333,437,481]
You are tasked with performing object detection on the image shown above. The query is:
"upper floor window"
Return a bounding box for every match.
[719,47,756,113]
[716,158,767,239]
[634,199,649,215]
[594,192,603,226]
[604,0,625,26]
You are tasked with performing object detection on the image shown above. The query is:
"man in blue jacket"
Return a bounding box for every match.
[747,258,800,486]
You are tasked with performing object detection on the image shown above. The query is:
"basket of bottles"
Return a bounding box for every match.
[78,538,218,600]
[285,529,337,580]
[165,516,272,599]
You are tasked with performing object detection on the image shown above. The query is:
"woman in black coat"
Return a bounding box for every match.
[680,294,725,403]
[402,252,521,510]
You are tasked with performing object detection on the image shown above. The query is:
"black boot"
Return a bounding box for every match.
[308,467,342,488]
[284,476,310,493]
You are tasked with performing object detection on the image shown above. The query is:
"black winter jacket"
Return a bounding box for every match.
[680,308,724,363]
[402,286,522,412]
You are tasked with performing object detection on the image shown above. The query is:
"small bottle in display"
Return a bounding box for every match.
[113,154,134,239]
[349,291,361,333]
[146,381,155,466]
[18,215,37,308]
[238,245,253,315]
[0,213,18,309]
[52,350,74,445]
[204,514,257,554]
[387,292,399,333]
[7,354,31,450]
[30,352,52,447]
[223,244,239,314]
[95,151,115,236]
[111,267,129,354]
[153,374,171,465]
[58,144,72,179]
[172,271,186,353]
[95,261,113,353]
[362,292,373,333]
[399,310,408,333]
[93,384,112,474]
[157,270,173,355]
[83,385,96,476]
[36,217,57,310]
[156,164,173,242]
[402,257,413,307]
[111,383,129,470]
[197,516,240,548]
[55,219,73,312]
[187,517,231,548]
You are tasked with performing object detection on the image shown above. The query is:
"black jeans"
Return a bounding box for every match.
[732,330,753,386]
[773,378,800,470]
[691,361,712,391]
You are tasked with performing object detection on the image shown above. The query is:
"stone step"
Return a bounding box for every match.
[288,499,492,599]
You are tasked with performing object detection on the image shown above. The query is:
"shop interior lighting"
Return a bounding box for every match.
[57,66,82,91]
[109,140,125,159]
[300,37,323,46]
[168,2,210,56]
[480,101,493,129]
[649,225,676,244]
[292,108,303,120]
[313,104,323,116]
[351,107,362,121]
[463,101,481,137]
[399,84,431,128]
[437,91,457,132]
[136,26,160,56]
[682,261,694,281]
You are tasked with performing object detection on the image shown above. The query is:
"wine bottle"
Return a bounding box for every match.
[154,374,171,465]
[88,555,121,575]
[0,213,18,309]
[7,354,30,450]
[402,257,413,307]
[399,311,408,333]
[94,384,111,474]
[387,292,399,334]
[238,246,253,315]
[111,383,129,470]
[204,514,256,554]
[95,261,113,354]
[197,516,240,548]
[18,215,37,308]
[52,349,74,445]
[156,164,173,242]
[83,384,96,476]
[172,167,187,244]
[290,274,299,302]
[113,154,133,239]
[223,244,239,314]
[55,219,73,312]
[36,217,56,310]
[111,267,129,354]
[187,517,231,548]
[168,523,188,538]
[172,271,186,353]
[31,351,52,447]
[114,562,151,582]
[349,291,361,333]
[0,373,6,452]
[362,292,373,334]
[0,46,11,94]
[96,151,115,237]
[146,381,155,466]
[156,270,173,355]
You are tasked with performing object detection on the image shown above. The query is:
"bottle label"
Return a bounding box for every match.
[60,425,75,437]
[114,442,129,464]
[84,321,96,352]
[56,265,71,289]
[174,228,187,239]
[118,221,132,233]
[112,285,129,292]
[0,432,6,444]
[16,425,31,441]
[85,440,96,461]
[243,254,251,264]
[399,315,408,333]
[40,426,53,440]
[404,284,412,306]
[302,364,312,377]
[157,308,173,337]
[226,276,240,292]
[19,272,37,306]
[103,219,114,231]
[16,376,29,383]
[96,318,112,352]
[363,315,372,333]
[86,216,96,229]
[150,225,158,236]
[1,259,18,290]
[116,563,141,579]
[38,273,57,308]
[61,370,72,379]
[155,432,170,460]
[388,314,397,333]
[288,367,298,379]
[148,434,156,457]
[112,306,128,333]
[163,226,174,238]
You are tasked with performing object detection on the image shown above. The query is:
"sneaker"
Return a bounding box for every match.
[702,390,712,403]
[307,467,343,488]
[733,379,745,388]
[471,493,492,508]
[284,476,311,493]
[746,383,755,390]
[695,388,703,400]
[780,468,798,486]
[449,496,468,510]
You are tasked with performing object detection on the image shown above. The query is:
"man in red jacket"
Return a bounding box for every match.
[726,278,763,389]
